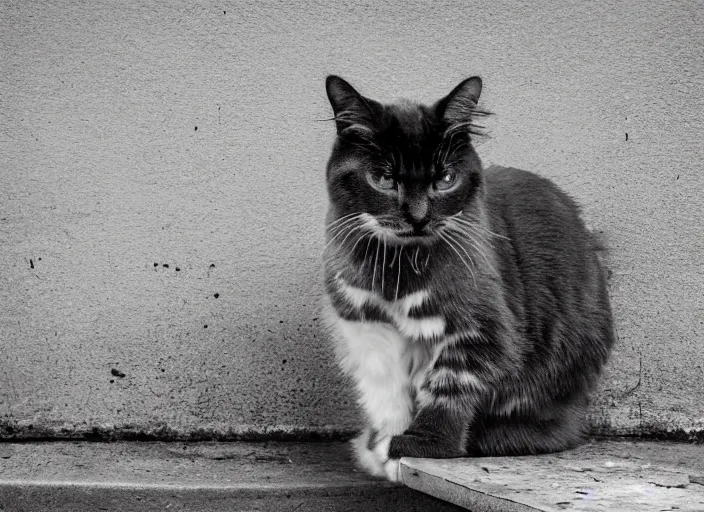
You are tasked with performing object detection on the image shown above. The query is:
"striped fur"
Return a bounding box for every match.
[322,76,615,480]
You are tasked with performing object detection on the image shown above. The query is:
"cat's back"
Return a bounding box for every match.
[482,165,612,344]
[483,165,593,255]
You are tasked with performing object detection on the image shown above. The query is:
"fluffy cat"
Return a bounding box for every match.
[321,75,614,481]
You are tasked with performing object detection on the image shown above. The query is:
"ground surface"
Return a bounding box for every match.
[0,440,462,511]
[1,439,703,511]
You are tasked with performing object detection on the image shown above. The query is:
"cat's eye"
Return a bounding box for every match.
[378,174,395,190]
[368,171,396,191]
[435,171,457,191]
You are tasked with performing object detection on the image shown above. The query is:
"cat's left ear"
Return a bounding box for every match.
[326,75,378,133]
[435,77,483,124]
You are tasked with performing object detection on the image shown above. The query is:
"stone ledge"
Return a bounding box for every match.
[401,439,704,511]
[1,439,703,511]
[0,441,462,512]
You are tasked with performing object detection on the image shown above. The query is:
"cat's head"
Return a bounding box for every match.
[325,76,487,248]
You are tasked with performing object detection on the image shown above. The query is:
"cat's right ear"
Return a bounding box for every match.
[435,77,483,124]
[326,75,375,134]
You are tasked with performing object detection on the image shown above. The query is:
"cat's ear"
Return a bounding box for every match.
[435,77,483,124]
[326,75,377,133]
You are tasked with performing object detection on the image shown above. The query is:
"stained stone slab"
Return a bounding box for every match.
[400,439,704,511]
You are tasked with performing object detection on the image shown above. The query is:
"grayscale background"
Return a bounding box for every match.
[1,0,702,440]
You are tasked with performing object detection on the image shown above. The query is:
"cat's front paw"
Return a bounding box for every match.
[373,435,400,482]
[389,433,467,459]
[350,429,400,482]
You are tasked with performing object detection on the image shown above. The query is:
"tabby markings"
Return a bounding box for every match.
[335,276,445,341]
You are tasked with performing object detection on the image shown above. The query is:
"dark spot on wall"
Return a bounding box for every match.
[161,369,165,372]
[282,359,287,364]
[195,126,198,131]
[163,264,169,268]
[29,259,34,269]
[38,257,41,261]
[210,263,216,268]
[223,10,226,14]
[625,133,628,141]
[279,320,284,323]
[175,267,181,272]
[676,175,680,180]
[204,324,208,328]
[214,293,219,298]
[154,263,158,267]
[111,368,126,378]
[110,379,115,384]
[607,269,613,280]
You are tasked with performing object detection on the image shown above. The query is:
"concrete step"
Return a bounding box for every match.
[0,441,463,511]
[2,439,703,511]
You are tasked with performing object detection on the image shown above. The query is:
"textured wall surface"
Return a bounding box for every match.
[1,0,702,440]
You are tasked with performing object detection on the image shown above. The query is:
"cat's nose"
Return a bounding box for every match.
[409,216,430,232]
[402,201,430,231]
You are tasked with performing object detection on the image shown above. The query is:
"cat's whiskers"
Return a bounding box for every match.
[395,246,403,301]
[327,217,362,237]
[327,212,361,231]
[325,224,366,257]
[321,225,354,255]
[450,215,509,240]
[438,231,476,285]
[322,213,377,258]
[371,238,380,291]
[363,235,374,264]
[410,247,421,275]
[381,236,387,293]
[443,229,482,280]
[349,232,370,255]
[389,246,399,267]
[445,223,500,277]
[322,217,362,255]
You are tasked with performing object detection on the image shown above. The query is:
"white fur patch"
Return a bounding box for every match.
[383,458,401,482]
[396,316,445,340]
[324,282,453,481]
[350,428,386,478]
[325,304,414,436]
[397,289,430,313]
[339,282,374,310]
[349,429,399,481]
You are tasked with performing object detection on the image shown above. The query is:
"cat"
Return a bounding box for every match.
[321,75,614,482]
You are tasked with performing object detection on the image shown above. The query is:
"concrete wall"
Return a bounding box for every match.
[1,0,702,440]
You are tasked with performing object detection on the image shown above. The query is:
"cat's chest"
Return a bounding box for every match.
[330,273,445,342]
